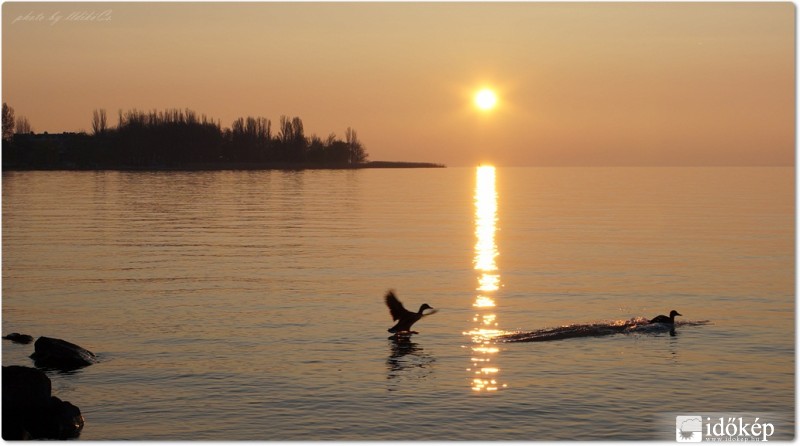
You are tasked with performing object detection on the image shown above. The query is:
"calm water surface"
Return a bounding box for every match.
[2,167,794,440]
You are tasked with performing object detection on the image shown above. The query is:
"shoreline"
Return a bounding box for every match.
[1,160,446,172]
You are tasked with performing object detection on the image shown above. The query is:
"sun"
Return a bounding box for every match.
[474,88,498,111]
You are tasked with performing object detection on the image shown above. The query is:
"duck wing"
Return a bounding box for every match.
[385,291,411,321]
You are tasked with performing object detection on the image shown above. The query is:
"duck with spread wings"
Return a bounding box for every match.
[384,290,436,335]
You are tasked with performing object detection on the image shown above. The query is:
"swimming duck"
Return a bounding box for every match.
[385,290,434,333]
[650,310,682,324]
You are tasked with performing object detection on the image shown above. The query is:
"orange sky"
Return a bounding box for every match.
[2,2,795,166]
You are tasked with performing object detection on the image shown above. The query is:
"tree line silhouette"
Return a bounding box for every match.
[2,105,372,169]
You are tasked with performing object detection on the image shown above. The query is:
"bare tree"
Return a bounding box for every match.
[325,132,337,147]
[278,115,292,144]
[15,116,31,134]
[345,127,366,164]
[2,103,15,141]
[92,109,107,135]
[291,117,305,144]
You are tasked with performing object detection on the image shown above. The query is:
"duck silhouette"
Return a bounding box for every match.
[650,310,682,324]
[385,290,435,334]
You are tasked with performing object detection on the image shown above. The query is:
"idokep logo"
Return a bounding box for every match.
[676,416,703,442]
[705,416,775,441]
[675,415,777,442]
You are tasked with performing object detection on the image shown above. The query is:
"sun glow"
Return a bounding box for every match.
[474,88,498,111]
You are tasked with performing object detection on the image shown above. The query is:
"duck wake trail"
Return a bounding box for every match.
[498,318,711,343]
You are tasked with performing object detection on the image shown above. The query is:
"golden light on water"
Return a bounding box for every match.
[473,296,496,308]
[474,166,498,274]
[466,328,505,341]
[472,346,499,354]
[467,165,506,392]
[477,274,500,292]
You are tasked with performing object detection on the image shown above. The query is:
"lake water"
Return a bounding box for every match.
[2,167,794,440]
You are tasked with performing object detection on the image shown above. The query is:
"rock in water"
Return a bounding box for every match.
[2,366,84,439]
[30,337,97,370]
[2,365,49,440]
[2,365,51,412]
[40,396,85,440]
[3,333,34,344]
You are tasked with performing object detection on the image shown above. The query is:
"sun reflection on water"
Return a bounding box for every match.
[473,296,496,308]
[464,165,507,393]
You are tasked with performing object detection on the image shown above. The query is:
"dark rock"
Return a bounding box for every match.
[2,366,84,440]
[25,397,85,440]
[2,365,51,410]
[3,333,34,344]
[50,397,84,439]
[30,336,96,370]
[2,366,51,439]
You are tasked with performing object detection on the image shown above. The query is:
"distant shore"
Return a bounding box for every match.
[2,160,445,172]
[2,107,446,171]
